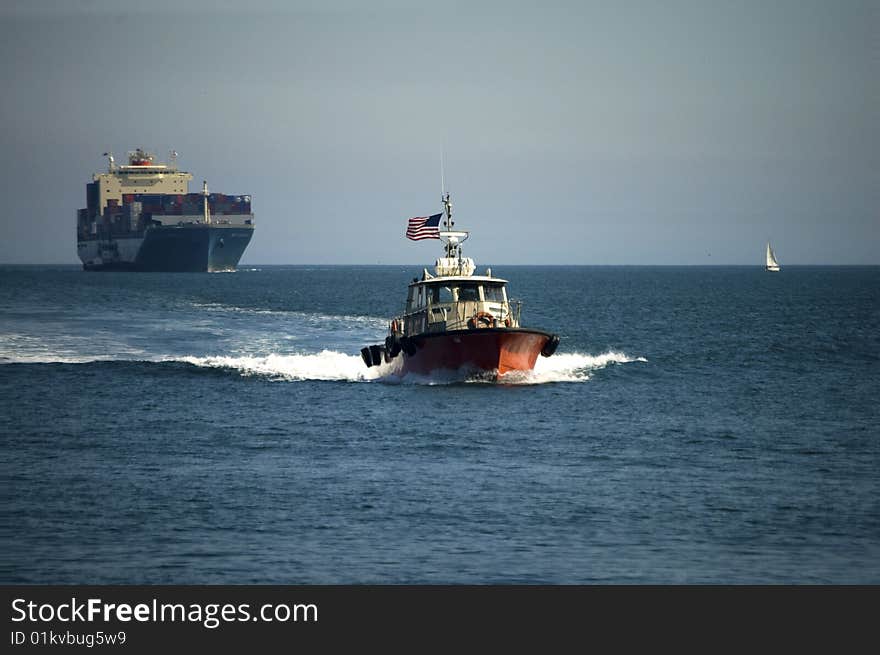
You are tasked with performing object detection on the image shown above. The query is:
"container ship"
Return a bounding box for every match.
[77,149,254,271]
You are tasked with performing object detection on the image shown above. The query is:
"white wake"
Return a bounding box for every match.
[175,351,381,381]
[522,350,647,384]
[175,350,647,384]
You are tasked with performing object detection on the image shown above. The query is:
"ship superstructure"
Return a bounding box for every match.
[77,149,254,271]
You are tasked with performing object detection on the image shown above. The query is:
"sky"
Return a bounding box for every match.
[0,0,876,265]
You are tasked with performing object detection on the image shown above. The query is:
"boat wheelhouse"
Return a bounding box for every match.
[402,266,520,334]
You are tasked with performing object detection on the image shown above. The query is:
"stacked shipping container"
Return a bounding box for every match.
[79,192,253,239]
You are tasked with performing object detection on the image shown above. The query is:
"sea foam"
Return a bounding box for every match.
[175,350,646,384]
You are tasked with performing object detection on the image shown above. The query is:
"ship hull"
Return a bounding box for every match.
[79,224,253,272]
[387,328,556,378]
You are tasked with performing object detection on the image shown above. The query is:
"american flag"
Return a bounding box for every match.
[406,213,442,241]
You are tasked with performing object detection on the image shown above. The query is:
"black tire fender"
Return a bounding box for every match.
[386,335,402,358]
[540,334,560,358]
[400,336,417,357]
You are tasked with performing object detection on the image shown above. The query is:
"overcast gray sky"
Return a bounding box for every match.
[0,0,876,264]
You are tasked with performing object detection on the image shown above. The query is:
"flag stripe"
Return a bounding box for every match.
[406,213,442,240]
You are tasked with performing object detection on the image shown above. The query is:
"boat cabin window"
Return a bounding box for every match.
[484,284,506,303]
[457,284,480,302]
[430,285,454,303]
[423,282,498,304]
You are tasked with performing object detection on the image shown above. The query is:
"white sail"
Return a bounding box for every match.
[766,242,780,271]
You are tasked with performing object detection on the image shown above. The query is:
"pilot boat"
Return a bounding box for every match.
[361,193,560,379]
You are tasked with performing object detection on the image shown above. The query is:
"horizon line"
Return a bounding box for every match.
[2,262,879,268]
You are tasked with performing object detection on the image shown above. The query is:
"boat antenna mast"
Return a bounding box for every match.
[440,149,463,260]
[443,191,456,258]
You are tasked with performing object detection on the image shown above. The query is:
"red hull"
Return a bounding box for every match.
[393,328,553,377]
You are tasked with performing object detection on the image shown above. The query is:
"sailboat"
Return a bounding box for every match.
[765,242,780,272]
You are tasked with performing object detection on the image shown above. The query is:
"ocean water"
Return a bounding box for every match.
[1,265,878,583]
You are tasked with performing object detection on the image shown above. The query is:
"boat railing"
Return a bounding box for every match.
[509,300,522,327]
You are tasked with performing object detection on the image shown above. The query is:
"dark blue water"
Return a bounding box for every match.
[1,265,878,583]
